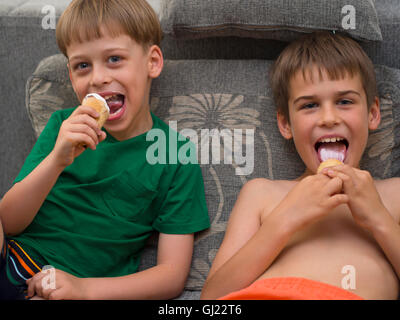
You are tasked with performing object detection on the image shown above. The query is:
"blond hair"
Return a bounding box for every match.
[270,32,377,121]
[56,0,162,57]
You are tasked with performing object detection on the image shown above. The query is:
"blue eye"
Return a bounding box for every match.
[75,62,89,70]
[109,56,121,63]
[302,103,317,109]
[338,99,353,105]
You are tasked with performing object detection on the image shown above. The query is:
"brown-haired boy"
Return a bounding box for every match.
[0,0,209,300]
[201,32,400,300]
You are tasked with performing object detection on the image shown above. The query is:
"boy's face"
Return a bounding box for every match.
[67,27,163,140]
[277,68,380,175]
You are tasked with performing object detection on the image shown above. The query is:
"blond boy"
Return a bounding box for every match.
[0,0,209,300]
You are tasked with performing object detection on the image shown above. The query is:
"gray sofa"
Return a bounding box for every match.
[1,0,400,300]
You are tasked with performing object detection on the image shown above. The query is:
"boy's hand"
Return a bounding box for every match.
[324,165,389,231]
[274,174,349,232]
[26,268,89,300]
[52,105,107,168]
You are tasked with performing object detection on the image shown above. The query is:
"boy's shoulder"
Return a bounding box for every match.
[374,176,400,185]
[375,177,400,219]
[238,178,296,214]
[242,177,295,192]
[375,177,400,197]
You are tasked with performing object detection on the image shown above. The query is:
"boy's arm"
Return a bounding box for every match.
[0,151,65,235]
[365,179,400,279]
[26,233,194,300]
[327,167,400,278]
[371,210,400,279]
[0,106,104,236]
[201,179,290,300]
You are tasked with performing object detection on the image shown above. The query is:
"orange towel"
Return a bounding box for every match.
[218,277,363,300]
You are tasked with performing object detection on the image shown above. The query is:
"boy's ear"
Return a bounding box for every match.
[277,111,293,139]
[147,45,163,79]
[368,96,381,131]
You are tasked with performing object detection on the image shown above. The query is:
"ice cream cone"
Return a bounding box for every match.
[317,159,343,174]
[82,93,110,128]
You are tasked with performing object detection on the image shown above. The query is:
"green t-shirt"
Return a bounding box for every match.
[11,109,210,278]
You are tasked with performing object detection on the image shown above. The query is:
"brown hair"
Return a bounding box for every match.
[270,31,377,121]
[56,0,162,57]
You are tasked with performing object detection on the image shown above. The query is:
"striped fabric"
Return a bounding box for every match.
[5,239,42,286]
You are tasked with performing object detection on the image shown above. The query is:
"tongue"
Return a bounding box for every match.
[318,142,346,162]
[107,99,124,114]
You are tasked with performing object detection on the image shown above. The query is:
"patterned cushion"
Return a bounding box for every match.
[26,54,400,291]
[26,55,79,137]
[161,0,382,41]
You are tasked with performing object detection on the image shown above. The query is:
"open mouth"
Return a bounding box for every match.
[103,94,125,120]
[315,137,349,163]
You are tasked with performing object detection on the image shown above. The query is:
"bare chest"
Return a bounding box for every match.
[260,206,399,299]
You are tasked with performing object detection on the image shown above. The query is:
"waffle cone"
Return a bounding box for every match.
[317,159,343,174]
[82,96,109,128]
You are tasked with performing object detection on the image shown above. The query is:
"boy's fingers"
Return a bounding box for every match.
[69,114,101,132]
[41,287,56,300]
[326,193,349,209]
[26,273,45,298]
[72,105,100,119]
[71,133,98,150]
[98,130,107,142]
[327,164,357,179]
[65,132,97,151]
[326,169,350,183]
[71,113,105,139]
[325,166,356,191]
[48,289,63,300]
[325,176,344,195]
[26,278,35,298]
[68,124,100,146]
[70,107,103,133]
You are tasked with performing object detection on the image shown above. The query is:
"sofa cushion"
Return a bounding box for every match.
[27,54,400,291]
[160,0,400,70]
[363,0,400,70]
[26,55,79,137]
[161,0,382,42]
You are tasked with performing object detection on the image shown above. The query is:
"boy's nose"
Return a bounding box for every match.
[89,65,111,88]
[318,104,340,127]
